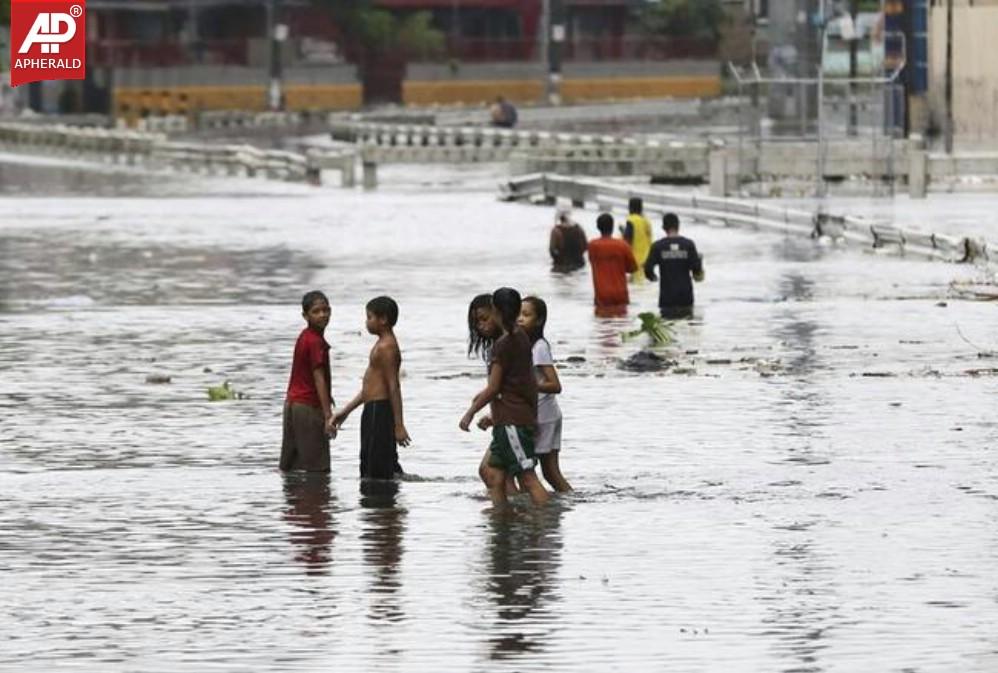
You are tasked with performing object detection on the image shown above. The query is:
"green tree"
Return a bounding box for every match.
[312,1,443,57]
[1,0,10,25]
[635,0,727,42]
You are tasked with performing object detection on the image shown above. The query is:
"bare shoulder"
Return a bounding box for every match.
[372,336,401,366]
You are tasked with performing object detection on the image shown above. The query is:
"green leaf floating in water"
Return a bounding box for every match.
[207,380,246,401]
[622,312,676,345]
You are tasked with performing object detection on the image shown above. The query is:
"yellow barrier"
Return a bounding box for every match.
[402,80,544,107]
[115,83,363,123]
[561,76,721,102]
[402,75,720,106]
[115,75,720,123]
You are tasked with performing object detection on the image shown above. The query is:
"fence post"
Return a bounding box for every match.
[341,155,357,188]
[908,134,927,199]
[362,160,378,190]
[709,146,728,197]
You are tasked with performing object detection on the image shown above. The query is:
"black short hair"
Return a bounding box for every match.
[366,295,399,327]
[597,212,614,235]
[663,212,680,231]
[522,295,548,343]
[628,197,643,214]
[302,290,328,312]
[467,293,494,359]
[491,287,522,332]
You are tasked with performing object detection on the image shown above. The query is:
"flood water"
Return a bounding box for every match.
[1,156,997,672]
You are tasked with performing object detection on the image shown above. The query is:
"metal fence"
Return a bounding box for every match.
[726,31,907,197]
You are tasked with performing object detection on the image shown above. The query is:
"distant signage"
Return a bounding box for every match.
[9,0,86,87]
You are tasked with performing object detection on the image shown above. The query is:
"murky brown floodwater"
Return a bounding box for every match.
[1,156,996,672]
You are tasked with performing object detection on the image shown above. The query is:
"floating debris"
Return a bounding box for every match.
[207,380,247,401]
[145,374,172,384]
[619,350,675,373]
[622,312,675,345]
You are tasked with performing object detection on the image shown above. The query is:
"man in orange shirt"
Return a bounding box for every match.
[588,213,638,317]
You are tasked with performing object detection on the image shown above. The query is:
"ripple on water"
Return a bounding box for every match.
[1,165,996,671]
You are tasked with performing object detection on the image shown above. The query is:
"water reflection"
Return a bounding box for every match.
[761,535,841,673]
[771,273,829,462]
[485,505,564,660]
[0,233,312,308]
[283,472,336,576]
[359,480,406,623]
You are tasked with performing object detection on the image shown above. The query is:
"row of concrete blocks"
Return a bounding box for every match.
[332,121,647,150]
[134,115,189,134]
[359,144,518,164]
[502,173,992,265]
[515,142,707,162]
[0,123,163,165]
[151,143,312,181]
[0,122,326,184]
[134,111,314,134]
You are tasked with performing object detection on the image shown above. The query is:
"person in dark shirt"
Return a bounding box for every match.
[549,206,588,272]
[460,287,549,508]
[490,96,518,128]
[643,213,704,319]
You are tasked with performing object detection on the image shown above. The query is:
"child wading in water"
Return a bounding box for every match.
[281,290,336,472]
[333,296,411,479]
[518,296,572,492]
[460,288,549,507]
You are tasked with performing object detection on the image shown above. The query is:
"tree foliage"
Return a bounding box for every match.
[312,1,443,57]
[635,0,727,42]
[1,0,10,26]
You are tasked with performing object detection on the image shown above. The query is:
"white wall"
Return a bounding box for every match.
[929,4,998,149]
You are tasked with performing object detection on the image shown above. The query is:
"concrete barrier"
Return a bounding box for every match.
[0,121,327,184]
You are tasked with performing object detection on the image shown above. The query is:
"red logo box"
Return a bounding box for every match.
[10,0,86,87]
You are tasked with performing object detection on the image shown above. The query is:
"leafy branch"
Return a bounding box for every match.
[622,312,677,345]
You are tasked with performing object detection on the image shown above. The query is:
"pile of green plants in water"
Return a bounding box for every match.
[623,312,676,346]
[207,381,247,401]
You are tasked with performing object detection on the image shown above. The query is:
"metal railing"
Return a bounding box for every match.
[500,173,994,265]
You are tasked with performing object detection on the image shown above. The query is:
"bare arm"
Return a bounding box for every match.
[332,390,363,427]
[459,362,503,431]
[382,346,411,446]
[536,364,562,395]
[312,368,336,436]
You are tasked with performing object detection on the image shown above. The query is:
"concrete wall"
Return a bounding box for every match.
[929,3,998,149]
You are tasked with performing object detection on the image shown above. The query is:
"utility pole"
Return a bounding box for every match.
[847,0,858,136]
[545,0,564,105]
[268,0,287,112]
[944,0,953,153]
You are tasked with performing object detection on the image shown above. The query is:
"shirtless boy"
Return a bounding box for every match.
[333,296,411,479]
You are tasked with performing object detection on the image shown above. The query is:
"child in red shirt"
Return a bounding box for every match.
[280,291,336,472]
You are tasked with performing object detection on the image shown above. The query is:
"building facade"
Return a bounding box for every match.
[76,0,722,119]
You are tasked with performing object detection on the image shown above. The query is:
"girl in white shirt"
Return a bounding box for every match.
[518,296,573,492]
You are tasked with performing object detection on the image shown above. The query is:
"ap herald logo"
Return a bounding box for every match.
[10,0,86,87]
